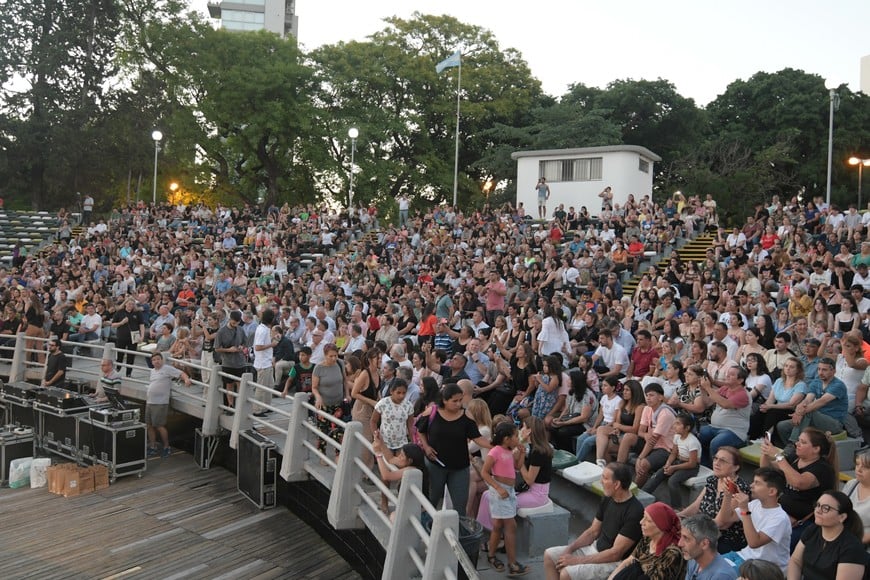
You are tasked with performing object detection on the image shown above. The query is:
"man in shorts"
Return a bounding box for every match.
[544,462,642,580]
[146,352,191,458]
[536,177,550,219]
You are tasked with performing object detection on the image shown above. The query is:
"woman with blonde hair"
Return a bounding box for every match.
[842,449,870,546]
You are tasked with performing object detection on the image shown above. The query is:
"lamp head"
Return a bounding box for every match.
[152,130,163,142]
[824,79,838,91]
[850,157,861,166]
[348,127,359,139]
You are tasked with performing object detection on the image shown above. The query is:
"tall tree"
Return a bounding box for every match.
[124,18,319,207]
[0,0,122,209]
[310,12,543,211]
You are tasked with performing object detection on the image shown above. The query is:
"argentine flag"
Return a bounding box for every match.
[435,50,461,74]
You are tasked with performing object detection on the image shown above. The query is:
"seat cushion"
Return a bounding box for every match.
[552,449,579,471]
[561,462,603,486]
[517,499,554,518]
[684,465,713,488]
[739,442,763,466]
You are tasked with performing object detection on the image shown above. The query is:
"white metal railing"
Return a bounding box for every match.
[272,392,479,580]
[3,332,479,579]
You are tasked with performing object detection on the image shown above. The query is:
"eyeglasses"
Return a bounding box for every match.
[814,502,841,514]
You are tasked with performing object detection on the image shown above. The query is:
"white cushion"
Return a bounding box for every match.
[517,499,554,518]
[683,465,713,488]
[561,461,603,486]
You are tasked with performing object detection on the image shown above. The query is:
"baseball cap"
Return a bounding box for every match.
[804,338,821,346]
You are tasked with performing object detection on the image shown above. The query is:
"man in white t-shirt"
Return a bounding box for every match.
[592,333,629,380]
[726,468,791,573]
[70,303,102,343]
[252,308,277,417]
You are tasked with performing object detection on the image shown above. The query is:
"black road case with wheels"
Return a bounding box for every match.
[237,429,277,509]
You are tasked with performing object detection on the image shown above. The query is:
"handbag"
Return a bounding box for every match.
[514,472,529,493]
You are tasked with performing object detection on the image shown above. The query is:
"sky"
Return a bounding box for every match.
[192,0,870,106]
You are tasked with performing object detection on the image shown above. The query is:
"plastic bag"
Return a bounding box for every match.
[9,457,33,489]
[30,458,52,489]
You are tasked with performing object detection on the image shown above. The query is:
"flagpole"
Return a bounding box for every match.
[452,57,461,209]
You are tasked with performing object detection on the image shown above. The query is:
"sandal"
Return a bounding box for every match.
[487,555,505,572]
[508,562,529,577]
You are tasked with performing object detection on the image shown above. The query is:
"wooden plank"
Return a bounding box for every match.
[0,453,360,580]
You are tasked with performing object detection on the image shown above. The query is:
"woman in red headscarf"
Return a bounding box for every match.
[606,501,686,580]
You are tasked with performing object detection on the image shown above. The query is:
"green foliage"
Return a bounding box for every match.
[0,4,866,218]
[310,12,543,211]
[0,0,123,209]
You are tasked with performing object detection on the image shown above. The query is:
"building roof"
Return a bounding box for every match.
[511,145,661,162]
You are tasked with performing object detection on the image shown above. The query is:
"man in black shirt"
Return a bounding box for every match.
[42,338,68,388]
[544,462,643,580]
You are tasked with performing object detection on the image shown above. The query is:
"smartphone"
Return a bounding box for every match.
[725,479,739,494]
[765,428,773,443]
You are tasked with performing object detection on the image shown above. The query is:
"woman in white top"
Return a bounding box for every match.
[536,305,569,365]
[744,352,773,410]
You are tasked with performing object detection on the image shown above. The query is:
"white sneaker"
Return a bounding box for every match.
[596,459,606,468]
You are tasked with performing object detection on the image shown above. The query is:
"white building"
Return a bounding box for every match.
[511,145,660,216]
[208,0,298,38]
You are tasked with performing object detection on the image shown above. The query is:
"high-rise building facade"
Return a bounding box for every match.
[861,55,870,95]
[208,0,298,39]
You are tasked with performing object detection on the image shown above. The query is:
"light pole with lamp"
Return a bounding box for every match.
[824,80,839,208]
[151,130,163,205]
[848,156,870,211]
[348,127,358,229]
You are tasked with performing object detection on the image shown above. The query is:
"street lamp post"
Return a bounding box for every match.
[151,130,163,205]
[848,156,870,211]
[348,127,358,229]
[825,80,839,208]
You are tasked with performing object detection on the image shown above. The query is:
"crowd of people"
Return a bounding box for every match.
[3,188,870,578]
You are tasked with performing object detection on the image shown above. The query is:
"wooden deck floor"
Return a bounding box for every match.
[0,452,361,580]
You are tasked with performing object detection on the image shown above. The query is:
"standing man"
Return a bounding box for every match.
[536,177,550,220]
[146,352,191,458]
[42,338,68,389]
[214,310,246,408]
[397,193,410,228]
[112,299,145,377]
[252,308,277,417]
[678,514,738,580]
[543,463,642,580]
[82,193,94,225]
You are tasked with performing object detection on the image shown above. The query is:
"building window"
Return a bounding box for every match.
[538,157,602,183]
[222,9,265,30]
[638,158,650,173]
